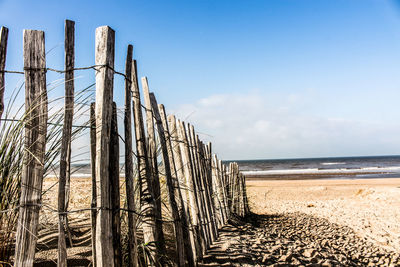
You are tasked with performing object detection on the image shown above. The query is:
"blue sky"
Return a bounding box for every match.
[1,0,400,160]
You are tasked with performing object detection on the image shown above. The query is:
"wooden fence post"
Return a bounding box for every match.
[0,26,8,121]
[141,77,166,261]
[110,102,122,266]
[156,104,196,266]
[188,126,214,245]
[14,29,48,267]
[149,94,192,266]
[124,45,138,267]
[89,102,97,267]
[169,116,202,263]
[131,60,159,266]
[217,159,228,223]
[58,19,75,267]
[94,25,115,267]
[199,139,218,239]
[177,120,207,256]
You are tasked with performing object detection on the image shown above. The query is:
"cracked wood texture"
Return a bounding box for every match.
[14,30,48,267]
[94,25,115,267]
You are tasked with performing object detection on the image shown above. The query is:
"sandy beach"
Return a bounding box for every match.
[33,176,400,266]
[246,178,400,253]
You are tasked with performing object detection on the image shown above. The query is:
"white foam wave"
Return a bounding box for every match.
[242,166,400,176]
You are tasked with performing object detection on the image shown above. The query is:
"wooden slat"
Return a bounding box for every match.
[177,120,206,257]
[0,26,8,121]
[141,77,166,260]
[131,61,158,266]
[58,19,75,267]
[89,102,97,267]
[186,123,210,252]
[168,116,202,262]
[94,25,115,267]
[110,102,122,266]
[14,29,48,267]
[188,126,212,246]
[148,94,190,266]
[123,45,138,267]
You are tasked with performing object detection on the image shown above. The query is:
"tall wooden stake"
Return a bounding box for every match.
[58,19,75,267]
[141,77,166,261]
[124,45,138,267]
[168,116,202,263]
[0,26,8,121]
[147,94,188,266]
[131,61,159,266]
[94,26,115,267]
[110,102,122,266]
[90,102,97,267]
[14,30,48,267]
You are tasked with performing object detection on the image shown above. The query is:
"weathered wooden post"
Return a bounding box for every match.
[131,60,159,266]
[14,29,48,267]
[89,102,97,267]
[149,94,193,266]
[124,45,138,267]
[158,103,196,266]
[58,19,75,267]
[141,77,166,260]
[0,26,8,121]
[211,155,225,227]
[200,141,218,237]
[177,120,207,256]
[169,116,202,262]
[217,159,228,223]
[94,25,115,267]
[189,126,215,244]
[110,102,122,266]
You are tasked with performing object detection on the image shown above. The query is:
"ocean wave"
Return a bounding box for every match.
[321,162,346,165]
[242,166,400,176]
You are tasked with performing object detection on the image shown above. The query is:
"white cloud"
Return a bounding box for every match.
[169,91,400,160]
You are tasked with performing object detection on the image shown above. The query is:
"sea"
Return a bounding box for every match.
[225,155,400,180]
[64,155,400,180]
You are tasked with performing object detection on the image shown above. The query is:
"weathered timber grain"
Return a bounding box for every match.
[58,19,75,267]
[110,102,122,266]
[168,116,202,263]
[131,61,158,266]
[177,120,206,257]
[89,102,97,267]
[0,26,8,121]
[14,30,48,267]
[149,94,190,266]
[188,126,212,245]
[94,26,115,267]
[141,77,166,261]
[124,45,138,267]
[187,124,210,251]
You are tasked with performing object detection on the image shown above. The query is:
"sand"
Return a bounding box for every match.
[246,178,400,253]
[33,176,400,266]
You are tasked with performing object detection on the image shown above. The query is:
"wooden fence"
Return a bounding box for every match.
[0,21,250,267]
